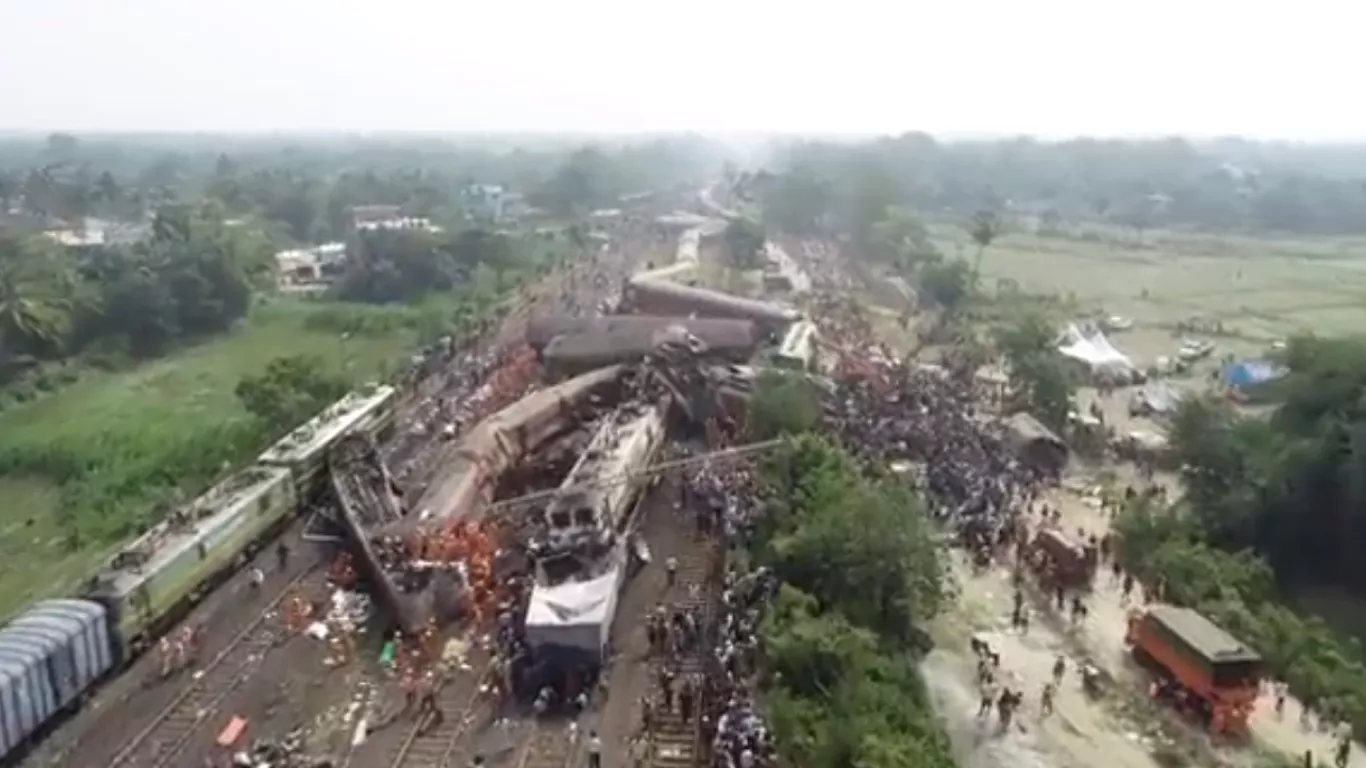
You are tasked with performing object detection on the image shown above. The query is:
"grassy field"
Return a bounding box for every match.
[929,225,1366,363]
[0,298,429,618]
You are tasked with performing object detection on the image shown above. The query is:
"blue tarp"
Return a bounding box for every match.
[1224,360,1283,389]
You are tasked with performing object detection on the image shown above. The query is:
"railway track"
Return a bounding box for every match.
[105,565,328,768]
[373,657,495,768]
[646,519,722,768]
[511,717,580,768]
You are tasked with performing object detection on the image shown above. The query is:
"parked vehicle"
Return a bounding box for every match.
[1126,604,1263,734]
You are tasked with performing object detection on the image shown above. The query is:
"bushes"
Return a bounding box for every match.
[1114,501,1366,733]
[750,435,955,768]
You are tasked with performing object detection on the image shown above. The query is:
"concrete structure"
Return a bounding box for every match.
[274,242,347,290]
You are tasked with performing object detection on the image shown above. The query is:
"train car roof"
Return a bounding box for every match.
[259,384,397,467]
[1146,604,1261,665]
[91,466,293,600]
[625,277,801,322]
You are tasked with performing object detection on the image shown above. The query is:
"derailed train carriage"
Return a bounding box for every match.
[0,385,399,762]
[525,316,757,354]
[363,366,627,631]
[522,402,666,680]
[621,277,800,338]
[540,323,759,380]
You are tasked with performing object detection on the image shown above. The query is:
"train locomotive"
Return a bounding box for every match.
[0,385,397,761]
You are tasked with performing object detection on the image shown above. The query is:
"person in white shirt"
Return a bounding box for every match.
[586,730,602,768]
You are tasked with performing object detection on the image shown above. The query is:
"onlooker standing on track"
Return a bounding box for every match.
[416,672,443,731]
[586,730,602,768]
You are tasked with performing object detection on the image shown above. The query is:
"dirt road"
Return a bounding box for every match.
[822,261,1363,768]
[1074,385,1365,768]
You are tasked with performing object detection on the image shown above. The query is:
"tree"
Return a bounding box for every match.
[748,370,823,439]
[0,235,74,359]
[966,208,1003,283]
[869,207,939,272]
[748,433,955,768]
[723,218,766,270]
[993,309,1075,430]
[235,354,350,432]
[761,164,834,235]
[917,258,973,313]
[535,147,621,215]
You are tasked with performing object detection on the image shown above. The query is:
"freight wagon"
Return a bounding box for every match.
[0,599,113,759]
[0,383,401,763]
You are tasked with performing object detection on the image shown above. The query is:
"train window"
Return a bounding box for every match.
[550,510,571,529]
[573,506,595,526]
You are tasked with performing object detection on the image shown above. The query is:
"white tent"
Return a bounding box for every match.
[1057,323,1135,375]
[524,563,623,657]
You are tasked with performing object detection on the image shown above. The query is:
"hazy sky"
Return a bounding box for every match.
[1,0,1358,139]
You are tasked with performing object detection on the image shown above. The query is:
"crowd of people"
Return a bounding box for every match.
[679,454,778,768]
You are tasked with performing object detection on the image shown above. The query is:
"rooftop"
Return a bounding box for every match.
[258,385,396,467]
[96,466,292,599]
[1147,604,1261,665]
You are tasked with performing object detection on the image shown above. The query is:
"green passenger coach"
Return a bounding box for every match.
[258,383,399,498]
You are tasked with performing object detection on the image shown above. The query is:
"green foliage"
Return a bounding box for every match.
[0,205,266,374]
[966,209,1003,283]
[749,434,955,768]
[1115,336,1366,734]
[0,234,74,358]
[747,370,823,439]
[235,354,350,434]
[755,136,1366,236]
[1114,500,1366,733]
[1169,335,1366,585]
[723,218,766,270]
[992,309,1075,431]
[868,207,941,273]
[917,258,973,313]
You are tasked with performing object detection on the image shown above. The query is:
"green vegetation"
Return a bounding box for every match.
[746,370,823,440]
[0,133,728,617]
[0,205,271,394]
[1112,334,1366,734]
[746,375,956,768]
[0,300,418,615]
[991,307,1077,432]
[751,136,1366,238]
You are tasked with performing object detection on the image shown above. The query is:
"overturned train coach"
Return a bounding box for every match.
[525,316,758,354]
[621,276,800,338]
[539,322,759,379]
[364,366,627,630]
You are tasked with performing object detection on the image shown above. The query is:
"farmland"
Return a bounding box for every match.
[0,298,432,618]
[935,225,1366,362]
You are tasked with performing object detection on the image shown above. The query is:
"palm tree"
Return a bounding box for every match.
[0,237,74,356]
